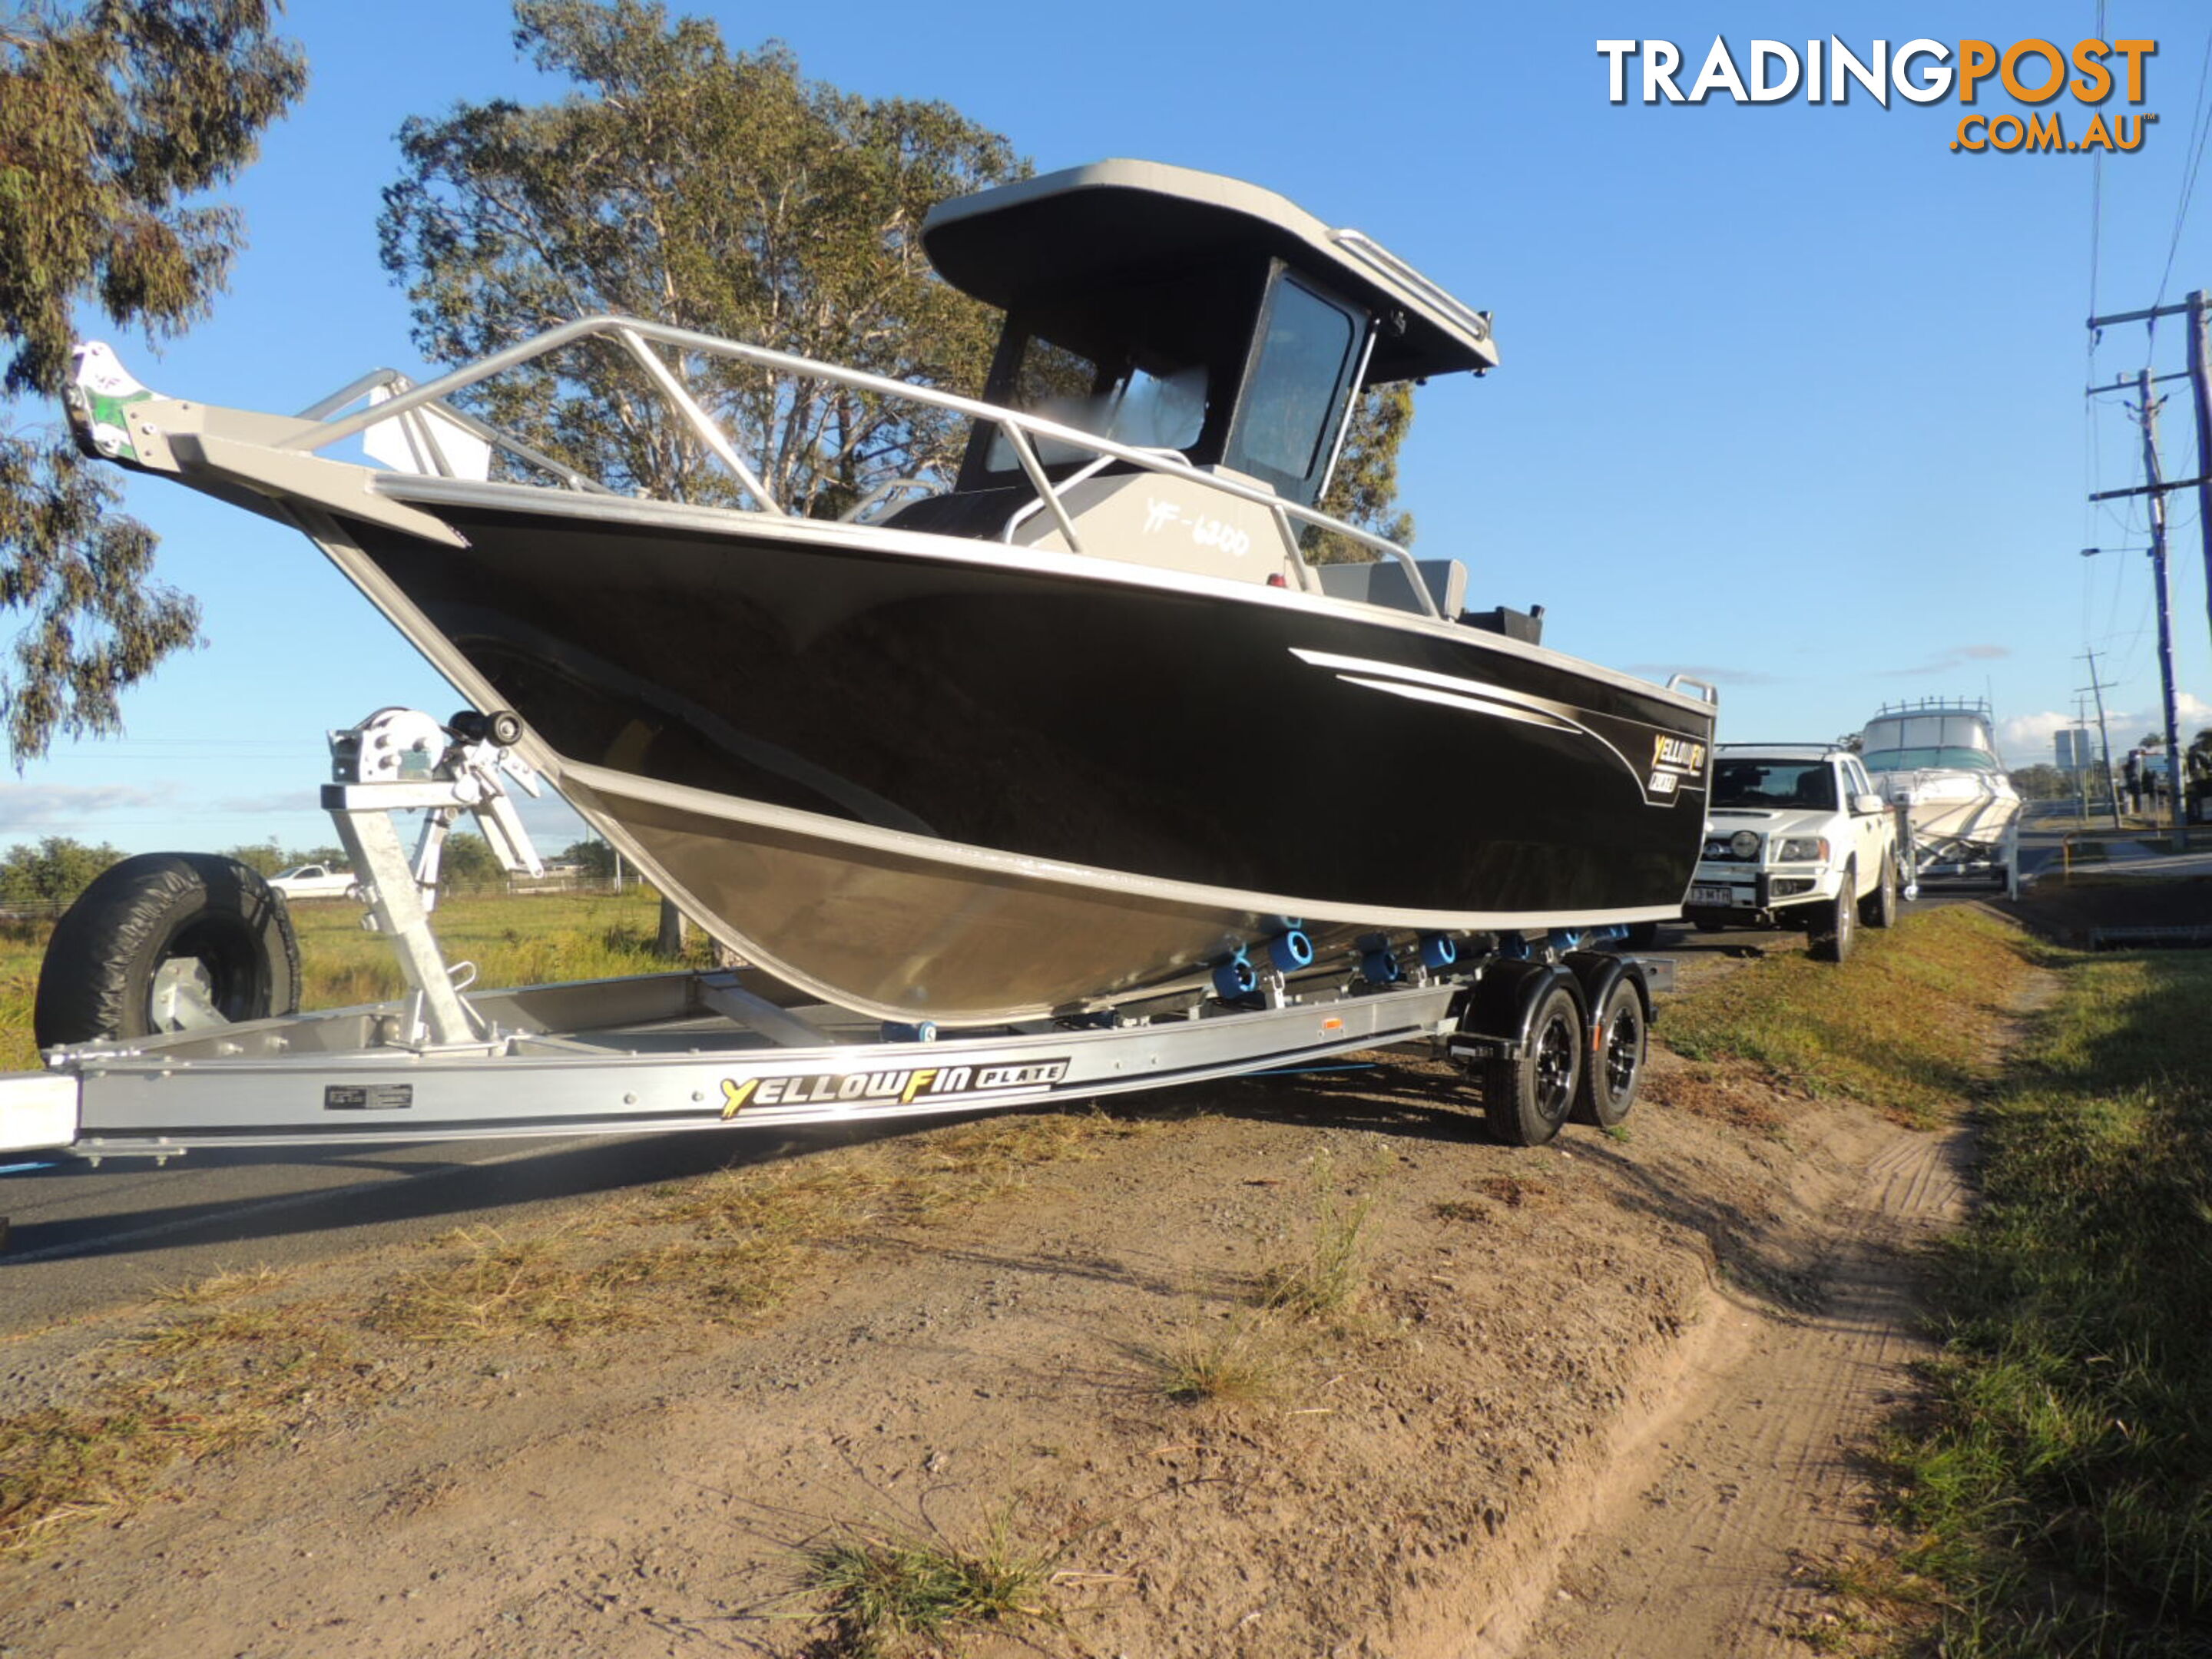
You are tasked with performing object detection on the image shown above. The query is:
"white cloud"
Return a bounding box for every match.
[0,783,177,834]
[1881,644,2012,678]
[2106,692,2212,744]
[1999,710,2074,759]
[2018,692,2212,761]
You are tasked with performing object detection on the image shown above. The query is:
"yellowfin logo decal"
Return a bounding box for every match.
[720,1058,1071,1120]
[1648,733,1708,799]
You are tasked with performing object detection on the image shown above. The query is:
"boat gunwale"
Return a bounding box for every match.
[369,469,1720,719]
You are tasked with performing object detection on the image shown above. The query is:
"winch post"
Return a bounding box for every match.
[327,806,478,1045]
[320,708,548,1046]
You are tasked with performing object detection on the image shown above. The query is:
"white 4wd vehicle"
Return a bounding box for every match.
[1682,744,1904,962]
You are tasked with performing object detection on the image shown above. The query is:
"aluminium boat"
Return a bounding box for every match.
[67,159,1717,1024]
[1859,698,2020,878]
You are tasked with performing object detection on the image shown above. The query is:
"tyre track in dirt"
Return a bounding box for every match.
[1502,1121,1972,1658]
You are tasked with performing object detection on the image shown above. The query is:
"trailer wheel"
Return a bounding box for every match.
[35,853,301,1047]
[1482,982,1582,1146]
[1571,976,1646,1128]
[1859,852,1899,929]
[1808,862,1858,963]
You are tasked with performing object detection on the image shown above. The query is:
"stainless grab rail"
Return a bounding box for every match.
[293,313,1439,618]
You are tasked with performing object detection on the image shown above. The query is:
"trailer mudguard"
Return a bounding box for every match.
[1446,959,1586,1065]
[1562,950,1657,1033]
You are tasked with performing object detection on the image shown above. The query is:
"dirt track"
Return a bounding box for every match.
[1505,1120,1968,1657]
[0,941,2025,1657]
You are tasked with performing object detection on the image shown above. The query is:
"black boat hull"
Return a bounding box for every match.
[328,493,1714,1019]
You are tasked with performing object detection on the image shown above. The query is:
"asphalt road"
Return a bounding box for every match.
[0,797,2112,1330]
[0,1118,912,1331]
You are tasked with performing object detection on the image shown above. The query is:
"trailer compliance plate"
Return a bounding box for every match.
[324,1084,416,1112]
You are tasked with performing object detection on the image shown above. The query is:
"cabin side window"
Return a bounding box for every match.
[1224,273,1361,504]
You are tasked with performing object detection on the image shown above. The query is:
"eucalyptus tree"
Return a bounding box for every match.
[379,0,1025,520]
[0,0,306,760]
[1306,381,1416,562]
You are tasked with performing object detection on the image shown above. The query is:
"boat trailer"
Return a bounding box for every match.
[0,710,1671,1177]
[1902,812,2022,897]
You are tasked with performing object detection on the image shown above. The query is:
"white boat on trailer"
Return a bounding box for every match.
[1858,698,2021,887]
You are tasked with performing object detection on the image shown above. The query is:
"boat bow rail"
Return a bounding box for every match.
[71,313,1448,618]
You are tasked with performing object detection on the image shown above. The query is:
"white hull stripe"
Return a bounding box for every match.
[1336,675,1581,733]
[1292,646,1656,797]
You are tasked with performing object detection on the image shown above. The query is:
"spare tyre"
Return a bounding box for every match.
[35,853,302,1047]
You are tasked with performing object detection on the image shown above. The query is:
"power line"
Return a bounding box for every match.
[2151,23,2212,339]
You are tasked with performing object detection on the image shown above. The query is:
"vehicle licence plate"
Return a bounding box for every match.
[1690,885,1735,906]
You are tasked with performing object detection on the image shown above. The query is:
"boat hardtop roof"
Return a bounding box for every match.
[922,158,1498,385]
[1860,698,2002,764]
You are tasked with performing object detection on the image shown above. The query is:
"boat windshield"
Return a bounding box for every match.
[977,267,1246,476]
[1862,747,2000,773]
[984,333,1209,469]
[1712,760,1837,811]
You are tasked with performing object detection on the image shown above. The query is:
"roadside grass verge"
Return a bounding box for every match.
[0,1107,1141,1558]
[1660,908,2045,1128]
[286,888,710,1007]
[1837,945,2212,1654]
[0,1295,370,1553]
[0,920,42,1071]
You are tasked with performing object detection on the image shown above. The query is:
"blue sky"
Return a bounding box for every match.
[8,0,2212,854]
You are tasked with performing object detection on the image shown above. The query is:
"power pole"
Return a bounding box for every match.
[2191,290,2212,667]
[2078,647,2121,829]
[2091,297,2212,834]
[2073,693,2091,817]
[2134,367,2187,836]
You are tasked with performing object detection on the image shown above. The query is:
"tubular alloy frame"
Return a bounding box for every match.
[292,314,1446,617]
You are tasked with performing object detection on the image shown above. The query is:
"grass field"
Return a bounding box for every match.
[0,888,696,1071]
[1859,946,2212,1656]
[1661,906,2041,1130]
[1672,910,2212,1654]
